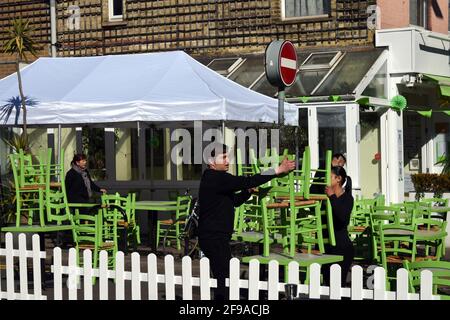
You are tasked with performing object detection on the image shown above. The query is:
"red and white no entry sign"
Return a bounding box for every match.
[265,40,298,88]
[279,41,297,86]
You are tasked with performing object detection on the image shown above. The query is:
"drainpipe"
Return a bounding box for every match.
[50,0,57,57]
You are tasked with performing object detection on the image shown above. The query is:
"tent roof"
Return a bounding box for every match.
[0,51,298,126]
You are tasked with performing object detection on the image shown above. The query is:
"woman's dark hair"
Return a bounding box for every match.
[71,154,87,166]
[331,166,352,195]
[332,153,347,163]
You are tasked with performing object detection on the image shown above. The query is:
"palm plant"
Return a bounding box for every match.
[2,17,39,142]
[435,154,450,174]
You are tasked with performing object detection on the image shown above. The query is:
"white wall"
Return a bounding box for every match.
[376,27,450,76]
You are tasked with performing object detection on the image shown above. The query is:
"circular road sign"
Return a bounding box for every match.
[265,40,298,88]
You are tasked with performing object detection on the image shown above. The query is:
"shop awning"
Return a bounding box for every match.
[423,74,450,97]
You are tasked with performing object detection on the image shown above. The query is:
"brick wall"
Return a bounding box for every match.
[56,0,376,57]
[0,0,51,78]
[428,0,449,34]
[378,0,410,29]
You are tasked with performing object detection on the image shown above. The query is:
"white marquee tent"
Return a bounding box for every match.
[0,51,298,126]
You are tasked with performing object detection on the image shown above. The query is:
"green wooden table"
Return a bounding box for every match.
[134,200,178,252]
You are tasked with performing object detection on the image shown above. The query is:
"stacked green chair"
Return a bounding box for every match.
[349,200,372,262]
[156,195,191,250]
[378,221,417,289]
[73,205,118,279]
[261,148,325,257]
[101,192,140,250]
[234,148,262,234]
[403,260,450,300]
[9,150,46,226]
[414,211,448,259]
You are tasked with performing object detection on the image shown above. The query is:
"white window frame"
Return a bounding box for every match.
[299,51,342,71]
[409,0,428,29]
[281,0,330,21]
[109,0,124,21]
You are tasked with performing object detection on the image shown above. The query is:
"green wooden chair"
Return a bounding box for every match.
[101,192,140,250]
[403,260,450,300]
[72,205,118,282]
[9,151,45,227]
[378,222,417,289]
[156,195,191,250]
[414,213,448,260]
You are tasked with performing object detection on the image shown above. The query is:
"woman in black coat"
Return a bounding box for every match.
[322,166,354,286]
[65,154,107,205]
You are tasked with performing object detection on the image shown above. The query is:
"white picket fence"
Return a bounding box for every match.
[0,232,442,300]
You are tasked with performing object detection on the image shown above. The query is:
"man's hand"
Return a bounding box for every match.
[248,187,257,194]
[275,157,296,175]
[325,186,334,197]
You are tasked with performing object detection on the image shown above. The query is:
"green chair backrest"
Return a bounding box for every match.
[378,222,416,270]
[403,260,450,299]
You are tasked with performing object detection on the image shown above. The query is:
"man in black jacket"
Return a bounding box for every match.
[198,143,295,300]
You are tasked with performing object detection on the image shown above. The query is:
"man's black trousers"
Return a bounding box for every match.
[198,237,232,301]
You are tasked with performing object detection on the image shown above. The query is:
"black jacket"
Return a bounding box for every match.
[65,168,101,203]
[198,169,277,240]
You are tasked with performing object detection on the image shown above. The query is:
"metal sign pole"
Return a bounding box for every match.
[278,88,285,125]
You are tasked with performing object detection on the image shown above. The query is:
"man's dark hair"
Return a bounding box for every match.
[209,143,229,158]
[332,153,346,162]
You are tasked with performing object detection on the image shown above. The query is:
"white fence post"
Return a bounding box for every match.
[6,233,15,300]
[200,257,212,300]
[115,251,125,300]
[229,258,240,300]
[268,260,279,300]
[248,259,260,300]
[67,248,78,300]
[18,234,28,300]
[131,252,141,300]
[83,249,93,300]
[329,264,342,300]
[53,247,63,300]
[396,268,410,300]
[350,265,363,300]
[420,270,434,300]
[373,267,387,300]
[181,256,193,300]
[164,254,175,300]
[31,234,43,300]
[309,263,321,299]
[147,253,158,300]
[99,250,108,300]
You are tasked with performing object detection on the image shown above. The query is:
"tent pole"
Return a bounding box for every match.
[58,124,62,182]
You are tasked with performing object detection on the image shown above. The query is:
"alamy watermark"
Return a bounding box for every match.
[170,121,281,170]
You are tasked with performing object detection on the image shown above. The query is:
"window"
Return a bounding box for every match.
[109,0,124,21]
[207,58,244,77]
[299,51,342,71]
[410,0,428,28]
[282,0,331,20]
